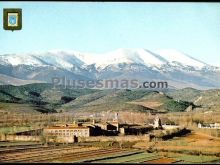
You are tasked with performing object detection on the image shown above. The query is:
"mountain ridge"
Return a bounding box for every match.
[0,48,220,89]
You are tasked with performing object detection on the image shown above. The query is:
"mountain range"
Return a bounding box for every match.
[0,83,195,114]
[0,48,220,89]
[2,83,219,114]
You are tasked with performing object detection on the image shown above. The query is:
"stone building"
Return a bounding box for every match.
[198,122,220,129]
[43,124,90,138]
[119,124,153,135]
[153,116,163,129]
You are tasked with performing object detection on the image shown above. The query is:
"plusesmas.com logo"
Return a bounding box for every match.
[52,76,168,89]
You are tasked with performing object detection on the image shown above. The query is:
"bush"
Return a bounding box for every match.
[121,141,136,148]
[61,96,75,103]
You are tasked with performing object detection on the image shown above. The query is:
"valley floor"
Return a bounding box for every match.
[0,130,220,164]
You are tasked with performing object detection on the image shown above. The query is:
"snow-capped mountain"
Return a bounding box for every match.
[93,48,167,69]
[0,54,46,66]
[0,48,212,71]
[0,48,219,89]
[155,49,207,69]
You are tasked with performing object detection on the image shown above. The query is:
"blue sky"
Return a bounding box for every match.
[1,2,220,66]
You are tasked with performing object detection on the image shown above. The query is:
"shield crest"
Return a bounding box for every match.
[4,8,22,31]
[9,15,17,25]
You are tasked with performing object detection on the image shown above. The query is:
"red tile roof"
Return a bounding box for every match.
[45,126,89,130]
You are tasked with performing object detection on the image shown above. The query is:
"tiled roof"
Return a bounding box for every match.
[45,126,89,130]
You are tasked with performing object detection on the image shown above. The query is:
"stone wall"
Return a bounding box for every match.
[78,135,150,142]
[162,125,181,130]
[0,134,150,143]
[0,134,40,142]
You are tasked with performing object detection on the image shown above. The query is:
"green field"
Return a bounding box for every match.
[92,152,159,163]
[0,141,40,147]
[0,126,33,134]
[176,154,220,163]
